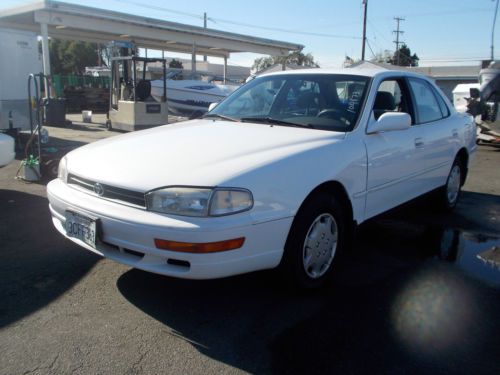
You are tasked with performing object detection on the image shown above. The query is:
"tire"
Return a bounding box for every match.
[189,110,204,120]
[281,192,347,289]
[438,158,463,211]
[40,158,60,179]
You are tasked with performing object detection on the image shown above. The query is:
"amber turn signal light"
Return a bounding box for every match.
[154,237,245,253]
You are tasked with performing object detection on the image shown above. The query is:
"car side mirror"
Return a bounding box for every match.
[367,112,411,134]
[208,102,218,112]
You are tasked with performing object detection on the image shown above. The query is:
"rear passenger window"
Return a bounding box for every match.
[435,89,450,117]
[408,78,443,123]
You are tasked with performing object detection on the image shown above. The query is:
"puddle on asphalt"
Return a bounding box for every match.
[437,229,500,287]
[368,220,500,288]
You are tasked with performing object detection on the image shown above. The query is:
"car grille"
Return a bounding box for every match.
[67,174,146,208]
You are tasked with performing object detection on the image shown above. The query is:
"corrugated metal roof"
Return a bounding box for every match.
[0,0,303,58]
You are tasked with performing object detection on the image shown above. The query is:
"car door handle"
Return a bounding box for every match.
[452,129,459,137]
[414,138,425,148]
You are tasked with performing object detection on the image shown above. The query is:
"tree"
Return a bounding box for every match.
[390,44,419,67]
[169,59,183,69]
[370,50,393,64]
[252,51,319,72]
[49,39,104,74]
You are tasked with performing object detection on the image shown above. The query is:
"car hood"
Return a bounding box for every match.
[66,119,345,192]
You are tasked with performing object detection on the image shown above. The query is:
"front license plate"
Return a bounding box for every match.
[65,211,97,248]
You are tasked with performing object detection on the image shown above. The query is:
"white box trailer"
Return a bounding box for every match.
[0,28,41,130]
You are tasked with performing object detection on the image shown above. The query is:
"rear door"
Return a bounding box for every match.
[406,77,458,189]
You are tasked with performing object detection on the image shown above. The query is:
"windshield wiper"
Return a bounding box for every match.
[240,117,314,129]
[203,113,240,122]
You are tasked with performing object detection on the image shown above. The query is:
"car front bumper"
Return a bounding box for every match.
[47,179,292,279]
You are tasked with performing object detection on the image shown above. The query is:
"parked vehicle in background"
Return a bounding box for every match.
[454,61,500,145]
[106,56,168,132]
[47,68,476,288]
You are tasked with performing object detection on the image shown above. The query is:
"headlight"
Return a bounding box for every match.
[145,187,253,217]
[209,189,253,216]
[58,156,68,183]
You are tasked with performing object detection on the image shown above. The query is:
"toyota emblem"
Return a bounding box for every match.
[93,182,105,196]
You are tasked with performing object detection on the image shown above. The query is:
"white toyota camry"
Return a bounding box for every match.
[47,69,476,287]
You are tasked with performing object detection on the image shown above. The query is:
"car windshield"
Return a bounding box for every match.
[208,74,370,132]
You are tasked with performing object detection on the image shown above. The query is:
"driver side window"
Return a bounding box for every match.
[373,79,409,121]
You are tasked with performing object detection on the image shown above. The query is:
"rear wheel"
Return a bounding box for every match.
[438,158,463,211]
[281,193,346,288]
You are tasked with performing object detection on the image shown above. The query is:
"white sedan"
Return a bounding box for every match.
[47,69,476,288]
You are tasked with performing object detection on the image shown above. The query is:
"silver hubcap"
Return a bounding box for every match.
[302,213,338,279]
[447,165,461,205]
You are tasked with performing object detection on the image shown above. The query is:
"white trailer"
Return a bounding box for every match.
[0,28,41,130]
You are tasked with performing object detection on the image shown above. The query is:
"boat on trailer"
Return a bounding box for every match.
[151,70,239,118]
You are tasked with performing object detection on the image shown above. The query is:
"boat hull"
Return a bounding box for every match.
[151,79,238,116]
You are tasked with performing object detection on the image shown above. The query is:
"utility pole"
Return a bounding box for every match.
[393,17,405,65]
[361,0,368,61]
[492,0,499,60]
[203,12,208,62]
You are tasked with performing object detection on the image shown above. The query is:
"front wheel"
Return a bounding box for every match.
[281,193,346,288]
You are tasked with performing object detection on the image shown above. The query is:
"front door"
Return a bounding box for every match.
[364,78,428,219]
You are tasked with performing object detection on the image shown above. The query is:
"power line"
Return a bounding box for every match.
[365,38,376,58]
[118,0,203,20]
[208,17,362,39]
[367,19,392,45]
[114,0,362,40]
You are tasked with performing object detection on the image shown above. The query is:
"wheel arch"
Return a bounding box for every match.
[299,180,355,227]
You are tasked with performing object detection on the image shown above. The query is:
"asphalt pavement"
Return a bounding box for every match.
[0,121,499,374]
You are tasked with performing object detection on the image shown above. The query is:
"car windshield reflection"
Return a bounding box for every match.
[209,74,370,132]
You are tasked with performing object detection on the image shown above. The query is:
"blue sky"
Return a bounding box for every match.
[1,0,498,68]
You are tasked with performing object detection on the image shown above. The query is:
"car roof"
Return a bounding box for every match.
[260,67,430,80]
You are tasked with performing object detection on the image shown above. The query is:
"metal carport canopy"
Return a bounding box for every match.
[0,0,304,74]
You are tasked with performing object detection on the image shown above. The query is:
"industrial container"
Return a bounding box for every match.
[0,28,41,130]
[0,133,15,167]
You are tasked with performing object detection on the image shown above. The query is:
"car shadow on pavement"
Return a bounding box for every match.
[0,190,99,328]
[117,209,500,374]
[66,123,107,132]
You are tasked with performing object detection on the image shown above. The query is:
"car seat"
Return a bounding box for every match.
[135,80,152,101]
[373,91,395,119]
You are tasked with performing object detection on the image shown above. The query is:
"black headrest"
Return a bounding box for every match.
[374,91,395,110]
